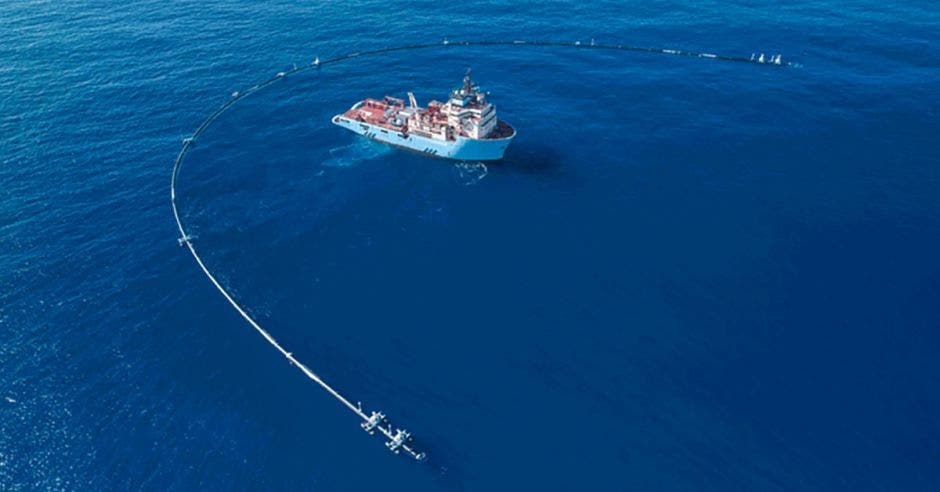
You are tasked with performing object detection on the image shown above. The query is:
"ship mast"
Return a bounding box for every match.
[462,67,475,95]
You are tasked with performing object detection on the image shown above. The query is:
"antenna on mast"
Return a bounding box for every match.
[463,67,474,93]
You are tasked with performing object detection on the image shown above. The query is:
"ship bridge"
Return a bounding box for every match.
[444,68,497,139]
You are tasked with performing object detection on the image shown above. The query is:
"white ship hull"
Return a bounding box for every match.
[332,115,514,161]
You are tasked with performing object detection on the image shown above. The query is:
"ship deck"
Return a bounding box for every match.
[485,120,515,140]
[342,99,399,130]
[342,98,514,140]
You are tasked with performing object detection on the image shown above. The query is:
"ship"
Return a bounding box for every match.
[332,69,515,161]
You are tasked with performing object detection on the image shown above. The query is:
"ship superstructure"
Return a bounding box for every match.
[332,69,515,161]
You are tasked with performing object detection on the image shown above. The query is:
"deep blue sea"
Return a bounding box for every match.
[2,1,939,490]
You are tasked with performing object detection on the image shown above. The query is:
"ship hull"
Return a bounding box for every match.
[332,115,514,161]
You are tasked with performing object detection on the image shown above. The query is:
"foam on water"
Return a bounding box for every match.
[453,161,488,186]
[321,139,391,168]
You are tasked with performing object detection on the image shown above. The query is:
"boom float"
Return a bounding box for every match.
[170,39,794,463]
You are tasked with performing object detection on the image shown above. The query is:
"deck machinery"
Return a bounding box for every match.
[332,68,515,161]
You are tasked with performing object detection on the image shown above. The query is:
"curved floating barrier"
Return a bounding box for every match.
[169,39,793,463]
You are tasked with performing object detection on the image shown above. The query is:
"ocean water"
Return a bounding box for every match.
[2,1,939,490]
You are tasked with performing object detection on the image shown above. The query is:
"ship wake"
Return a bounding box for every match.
[322,139,391,168]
